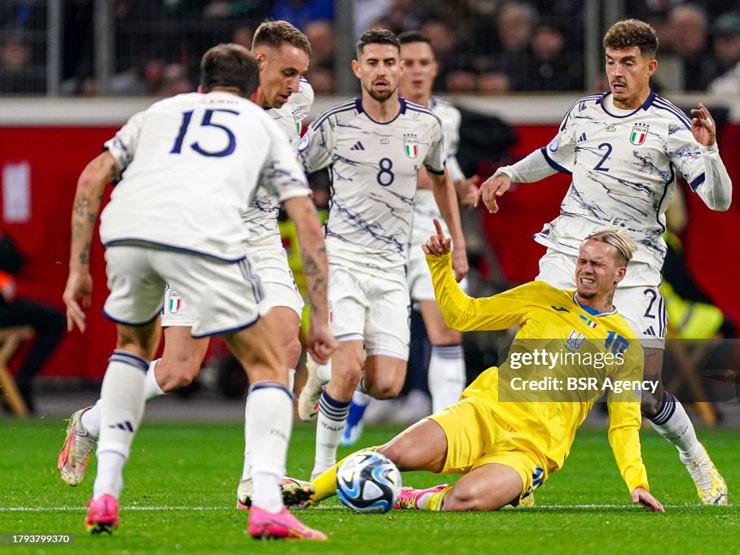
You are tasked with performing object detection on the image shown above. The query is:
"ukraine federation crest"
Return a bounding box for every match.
[403,134,418,158]
[629,123,649,145]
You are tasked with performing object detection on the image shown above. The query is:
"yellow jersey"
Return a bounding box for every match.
[428,252,649,492]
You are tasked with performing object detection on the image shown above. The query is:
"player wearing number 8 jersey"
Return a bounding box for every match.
[477,19,731,505]
[296,28,468,481]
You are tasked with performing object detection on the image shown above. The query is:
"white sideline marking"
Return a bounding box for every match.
[0,503,706,512]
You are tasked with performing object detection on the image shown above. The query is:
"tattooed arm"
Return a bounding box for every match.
[282,196,337,363]
[63,151,120,333]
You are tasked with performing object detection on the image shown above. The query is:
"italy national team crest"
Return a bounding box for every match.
[629,123,649,145]
[403,134,418,158]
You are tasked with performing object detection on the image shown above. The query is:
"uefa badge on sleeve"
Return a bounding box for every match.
[629,123,649,145]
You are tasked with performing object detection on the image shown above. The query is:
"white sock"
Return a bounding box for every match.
[316,360,332,383]
[648,391,701,461]
[428,345,466,414]
[352,389,371,406]
[93,351,148,499]
[81,401,102,438]
[143,359,165,401]
[241,369,295,482]
[94,450,126,498]
[245,382,293,513]
[288,368,296,393]
[312,390,350,479]
[81,359,162,438]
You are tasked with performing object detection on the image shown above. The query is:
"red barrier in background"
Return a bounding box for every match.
[1,123,737,379]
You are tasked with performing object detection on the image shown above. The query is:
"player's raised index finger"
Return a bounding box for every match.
[432,217,444,237]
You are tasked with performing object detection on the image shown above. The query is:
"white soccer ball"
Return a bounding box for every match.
[336,451,402,513]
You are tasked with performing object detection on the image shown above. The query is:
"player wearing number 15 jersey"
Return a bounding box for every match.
[478,19,731,505]
[295,29,468,481]
[63,44,333,540]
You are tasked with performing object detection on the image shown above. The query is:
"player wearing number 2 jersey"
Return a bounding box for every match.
[478,19,731,506]
[296,29,468,481]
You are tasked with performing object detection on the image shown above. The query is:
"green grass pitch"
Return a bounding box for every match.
[0,419,737,554]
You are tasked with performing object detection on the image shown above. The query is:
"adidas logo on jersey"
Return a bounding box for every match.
[350,141,365,151]
[578,132,587,143]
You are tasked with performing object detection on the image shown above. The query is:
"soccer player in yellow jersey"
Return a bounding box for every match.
[308,220,665,512]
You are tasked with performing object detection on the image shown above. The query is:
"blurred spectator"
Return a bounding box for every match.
[0,230,65,413]
[153,62,194,97]
[667,3,712,90]
[377,0,426,33]
[420,18,475,92]
[270,0,334,31]
[304,19,336,93]
[475,1,540,94]
[354,0,393,38]
[701,11,740,88]
[709,60,740,94]
[0,32,44,95]
[231,24,255,50]
[514,19,583,91]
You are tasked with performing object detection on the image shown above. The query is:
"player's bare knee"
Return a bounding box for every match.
[367,379,403,400]
[283,337,303,369]
[377,443,404,468]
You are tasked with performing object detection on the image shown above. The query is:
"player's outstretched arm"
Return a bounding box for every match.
[283,196,337,364]
[63,151,119,333]
[630,487,665,513]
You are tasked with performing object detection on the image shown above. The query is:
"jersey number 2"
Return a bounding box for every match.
[170,109,239,157]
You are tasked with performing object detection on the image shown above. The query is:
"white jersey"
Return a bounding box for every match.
[100,91,310,261]
[534,91,709,271]
[299,97,445,275]
[242,79,314,248]
[410,96,465,249]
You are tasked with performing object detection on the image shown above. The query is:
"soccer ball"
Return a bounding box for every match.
[336,451,402,513]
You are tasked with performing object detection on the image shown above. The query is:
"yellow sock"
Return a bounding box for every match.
[312,446,381,502]
[424,486,453,511]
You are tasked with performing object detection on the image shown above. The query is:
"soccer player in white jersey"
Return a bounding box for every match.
[340,30,479,445]
[296,28,468,481]
[477,19,731,505]
[62,44,334,539]
[58,23,322,511]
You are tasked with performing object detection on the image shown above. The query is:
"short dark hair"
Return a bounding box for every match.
[603,19,659,58]
[200,44,260,97]
[252,20,312,56]
[398,30,432,47]
[356,28,400,57]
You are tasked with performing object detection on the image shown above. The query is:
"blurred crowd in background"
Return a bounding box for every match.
[1,0,738,97]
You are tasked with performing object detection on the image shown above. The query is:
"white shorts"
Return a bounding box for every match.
[104,246,261,338]
[161,246,303,327]
[407,247,468,301]
[329,264,410,360]
[536,250,667,349]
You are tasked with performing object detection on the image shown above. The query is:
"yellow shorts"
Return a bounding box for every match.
[428,397,548,501]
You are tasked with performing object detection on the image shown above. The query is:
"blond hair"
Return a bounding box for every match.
[585,228,637,264]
